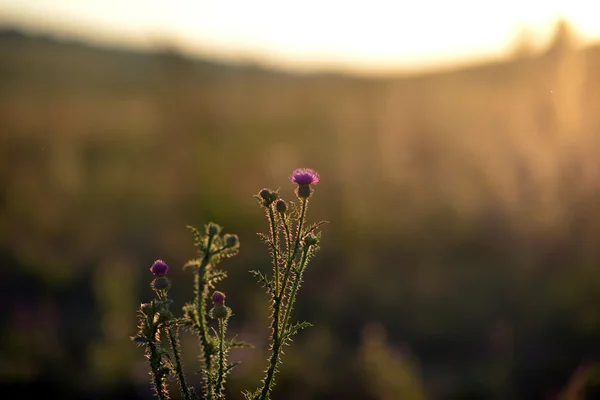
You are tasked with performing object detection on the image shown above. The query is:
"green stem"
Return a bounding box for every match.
[268,206,280,298]
[281,245,311,333]
[194,234,215,399]
[259,198,308,400]
[148,341,169,400]
[259,340,281,400]
[279,198,307,306]
[282,213,292,261]
[167,326,191,400]
[216,318,226,398]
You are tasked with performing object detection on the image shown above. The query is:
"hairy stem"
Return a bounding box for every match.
[267,206,280,298]
[148,341,169,400]
[167,326,191,400]
[281,245,311,334]
[259,198,308,400]
[279,198,307,307]
[216,319,226,398]
[194,234,215,399]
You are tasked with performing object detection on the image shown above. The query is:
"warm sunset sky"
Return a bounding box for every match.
[1,0,599,74]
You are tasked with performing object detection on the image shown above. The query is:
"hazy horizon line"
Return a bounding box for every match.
[0,19,596,78]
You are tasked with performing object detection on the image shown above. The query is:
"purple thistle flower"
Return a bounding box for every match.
[290,168,320,185]
[211,290,226,306]
[150,260,169,277]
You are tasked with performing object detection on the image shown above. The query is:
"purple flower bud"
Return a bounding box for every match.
[150,260,169,276]
[211,290,226,306]
[290,168,320,186]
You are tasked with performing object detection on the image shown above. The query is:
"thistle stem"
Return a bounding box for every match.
[281,245,311,333]
[194,234,215,399]
[267,206,280,298]
[279,198,307,305]
[148,341,169,400]
[167,326,191,400]
[259,198,308,400]
[216,318,226,398]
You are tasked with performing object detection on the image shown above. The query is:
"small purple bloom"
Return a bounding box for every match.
[150,260,169,276]
[290,168,320,185]
[211,291,226,306]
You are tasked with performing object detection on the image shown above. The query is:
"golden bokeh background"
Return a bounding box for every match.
[2,9,600,399]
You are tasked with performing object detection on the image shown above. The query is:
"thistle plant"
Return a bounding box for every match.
[133,168,324,400]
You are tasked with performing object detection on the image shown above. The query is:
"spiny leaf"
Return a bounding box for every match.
[243,389,260,400]
[229,336,255,349]
[187,225,203,244]
[303,220,328,236]
[211,247,240,262]
[183,257,203,270]
[285,321,313,340]
[256,232,270,243]
[249,270,274,294]
[208,269,228,285]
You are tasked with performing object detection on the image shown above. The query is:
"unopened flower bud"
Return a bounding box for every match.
[206,222,221,236]
[209,305,232,320]
[259,189,271,200]
[275,199,287,213]
[150,260,169,276]
[152,276,171,291]
[224,234,239,248]
[258,189,278,206]
[304,234,318,247]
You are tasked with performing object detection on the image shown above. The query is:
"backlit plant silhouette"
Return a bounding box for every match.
[133,168,325,400]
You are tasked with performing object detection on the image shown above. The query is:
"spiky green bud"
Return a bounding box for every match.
[275,199,287,213]
[258,188,278,206]
[304,234,318,247]
[259,189,271,200]
[209,305,232,320]
[224,234,239,248]
[207,222,221,236]
[152,277,171,291]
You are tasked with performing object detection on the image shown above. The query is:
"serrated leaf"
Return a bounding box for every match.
[285,321,313,339]
[243,390,260,400]
[208,269,228,285]
[304,221,328,236]
[186,225,203,243]
[219,247,240,258]
[229,338,255,349]
[183,257,202,270]
[249,270,274,294]
[256,232,270,243]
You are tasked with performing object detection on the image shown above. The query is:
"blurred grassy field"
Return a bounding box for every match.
[2,23,600,399]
